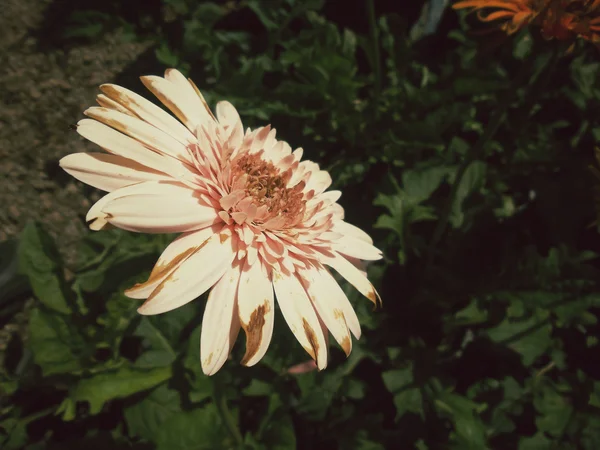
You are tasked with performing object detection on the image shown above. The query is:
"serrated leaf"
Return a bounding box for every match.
[382,366,423,419]
[59,365,172,420]
[18,222,71,314]
[402,166,448,204]
[534,383,573,438]
[258,394,296,450]
[124,384,181,441]
[28,308,87,376]
[133,318,176,368]
[450,161,486,228]
[155,404,229,450]
[518,432,552,450]
[487,310,552,366]
[435,392,487,448]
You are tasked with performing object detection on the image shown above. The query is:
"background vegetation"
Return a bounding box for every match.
[2,0,600,448]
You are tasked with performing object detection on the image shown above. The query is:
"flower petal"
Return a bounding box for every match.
[299,264,355,355]
[137,232,235,315]
[84,107,192,163]
[85,181,152,230]
[331,235,383,261]
[333,220,374,244]
[141,73,214,134]
[59,152,170,192]
[320,251,381,307]
[76,118,193,182]
[102,182,219,233]
[272,270,328,369]
[201,264,242,375]
[216,100,244,148]
[237,259,275,366]
[125,227,216,299]
[99,83,196,146]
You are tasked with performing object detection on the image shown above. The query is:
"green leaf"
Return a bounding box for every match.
[402,166,449,204]
[455,300,488,325]
[133,318,176,368]
[0,418,27,450]
[434,392,487,448]
[382,366,423,419]
[18,222,71,314]
[124,384,181,441]
[155,404,230,450]
[183,326,213,403]
[449,161,486,228]
[28,308,87,376]
[258,394,296,450]
[487,309,552,366]
[518,432,552,450]
[59,365,172,420]
[534,383,574,438]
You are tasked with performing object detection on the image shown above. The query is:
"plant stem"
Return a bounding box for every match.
[367,0,381,103]
[212,378,244,447]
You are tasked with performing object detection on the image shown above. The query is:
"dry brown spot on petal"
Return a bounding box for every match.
[148,246,196,284]
[85,108,135,138]
[220,233,230,244]
[188,78,216,121]
[142,273,179,308]
[240,301,270,365]
[126,240,208,295]
[333,308,345,320]
[204,352,214,367]
[302,318,319,361]
[140,77,188,126]
[367,287,383,309]
[340,336,351,357]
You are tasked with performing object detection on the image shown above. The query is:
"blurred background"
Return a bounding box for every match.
[2,0,600,448]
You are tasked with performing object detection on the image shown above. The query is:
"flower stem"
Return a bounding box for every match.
[367,0,382,103]
[212,378,244,447]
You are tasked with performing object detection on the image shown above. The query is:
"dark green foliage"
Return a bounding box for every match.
[3,0,600,448]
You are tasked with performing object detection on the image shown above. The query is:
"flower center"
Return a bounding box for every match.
[234,153,306,228]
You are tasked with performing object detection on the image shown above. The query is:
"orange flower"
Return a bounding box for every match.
[454,0,600,44]
[453,0,540,35]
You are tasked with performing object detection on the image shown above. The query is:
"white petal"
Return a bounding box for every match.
[272,270,328,369]
[331,235,383,261]
[333,220,374,244]
[125,227,216,299]
[96,94,135,116]
[100,83,196,146]
[76,119,193,182]
[59,152,170,192]
[299,264,355,354]
[101,181,219,233]
[304,170,332,195]
[86,182,152,230]
[84,107,191,163]
[137,232,235,315]
[320,251,381,307]
[216,101,244,148]
[237,260,274,366]
[141,74,213,133]
[201,264,242,375]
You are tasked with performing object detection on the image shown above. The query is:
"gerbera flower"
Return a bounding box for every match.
[453,0,539,35]
[60,69,382,375]
[453,0,600,44]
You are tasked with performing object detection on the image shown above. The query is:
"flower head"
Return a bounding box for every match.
[453,0,600,44]
[60,69,383,375]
